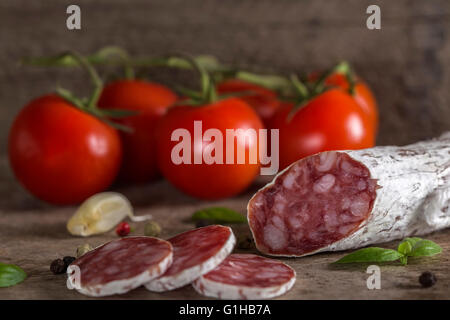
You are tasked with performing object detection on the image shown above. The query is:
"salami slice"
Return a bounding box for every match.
[145,225,235,292]
[248,132,450,257]
[67,236,173,297]
[192,254,296,299]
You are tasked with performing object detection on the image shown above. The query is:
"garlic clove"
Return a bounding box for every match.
[67,192,150,237]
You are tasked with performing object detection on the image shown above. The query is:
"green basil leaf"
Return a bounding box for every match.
[399,256,408,265]
[0,263,27,288]
[406,237,424,244]
[409,240,442,257]
[192,207,247,224]
[398,237,426,255]
[334,247,404,264]
[398,240,413,255]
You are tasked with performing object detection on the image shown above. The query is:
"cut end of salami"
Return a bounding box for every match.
[192,254,296,300]
[145,225,236,292]
[248,151,377,257]
[67,236,173,297]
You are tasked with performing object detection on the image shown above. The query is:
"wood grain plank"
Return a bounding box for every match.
[0,157,449,299]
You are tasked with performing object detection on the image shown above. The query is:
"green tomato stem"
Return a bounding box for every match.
[93,46,135,79]
[313,61,356,96]
[56,51,104,109]
[289,74,309,100]
[171,54,217,105]
[235,71,292,93]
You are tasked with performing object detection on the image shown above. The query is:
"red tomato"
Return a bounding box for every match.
[156,98,264,200]
[269,88,375,170]
[8,95,122,205]
[217,79,280,127]
[98,80,177,183]
[309,73,378,134]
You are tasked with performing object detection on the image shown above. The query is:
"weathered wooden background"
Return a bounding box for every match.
[0,0,450,155]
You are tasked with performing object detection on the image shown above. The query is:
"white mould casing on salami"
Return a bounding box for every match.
[67,237,173,297]
[145,225,236,292]
[248,132,450,257]
[193,274,296,300]
[192,254,296,300]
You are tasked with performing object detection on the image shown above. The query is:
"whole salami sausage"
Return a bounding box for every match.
[192,253,296,299]
[67,237,173,297]
[248,132,450,257]
[145,225,236,292]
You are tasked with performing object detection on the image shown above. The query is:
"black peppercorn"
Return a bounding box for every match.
[195,219,212,228]
[50,259,66,274]
[419,271,437,288]
[63,256,76,267]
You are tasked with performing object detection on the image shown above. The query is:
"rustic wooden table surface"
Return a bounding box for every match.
[0,157,449,300]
